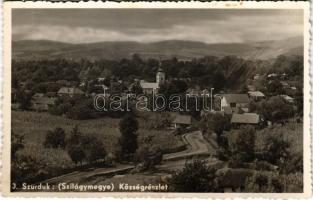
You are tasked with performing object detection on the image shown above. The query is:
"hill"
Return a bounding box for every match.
[12,37,303,61]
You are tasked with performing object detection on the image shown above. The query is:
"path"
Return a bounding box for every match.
[41,130,217,184]
[163,131,216,161]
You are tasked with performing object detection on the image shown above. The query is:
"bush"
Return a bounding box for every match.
[81,135,107,164]
[244,172,283,192]
[233,126,256,162]
[67,145,85,167]
[43,127,66,149]
[168,160,218,192]
[119,114,138,156]
[134,145,163,170]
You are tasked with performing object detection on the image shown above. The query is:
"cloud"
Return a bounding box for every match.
[12,9,303,44]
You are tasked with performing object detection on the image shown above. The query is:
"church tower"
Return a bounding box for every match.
[156,66,165,85]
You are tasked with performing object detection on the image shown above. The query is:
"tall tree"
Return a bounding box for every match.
[119,114,138,156]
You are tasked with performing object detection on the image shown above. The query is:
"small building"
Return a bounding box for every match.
[220,94,250,111]
[57,87,84,97]
[32,97,56,111]
[253,74,260,80]
[33,93,45,98]
[248,91,265,101]
[247,85,256,92]
[172,115,192,129]
[140,82,160,95]
[267,73,278,79]
[231,113,260,128]
[280,95,294,103]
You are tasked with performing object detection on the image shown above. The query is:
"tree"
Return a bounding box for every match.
[263,132,290,166]
[11,131,24,161]
[67,125,82,146]
[266,80,284,95]
[169,160,218,192]
[119,114,138,156]
[233,126,256,162]
[43,127,66,148]
[244,172,284,192]
[67,145,85,167]
[258,96,294,124]
[206,113,231,145]
[81,135,107,164]
[16,90,32,110]
[130,82,143,95]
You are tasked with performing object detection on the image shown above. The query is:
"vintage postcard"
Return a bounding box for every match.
[1,1,311,198]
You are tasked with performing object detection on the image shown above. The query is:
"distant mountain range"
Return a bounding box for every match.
[12,37,303,61]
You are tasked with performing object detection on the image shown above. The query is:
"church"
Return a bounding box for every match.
[140,67,165,94]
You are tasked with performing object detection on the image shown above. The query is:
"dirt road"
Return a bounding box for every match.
[163,131,216,161]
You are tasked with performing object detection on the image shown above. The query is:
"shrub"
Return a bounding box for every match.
[119,114,138,156]
[43,127,66,148]
[67,145,85,167]
[168,160,218,192]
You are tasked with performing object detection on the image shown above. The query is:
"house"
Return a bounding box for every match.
[33,93,45,98]
[172,115,192,129]
[253,74,260,80]
[140,82,160,95]
[140,67,165,95]
[280,81,289,88]
[267,73,278,79]
[57,87,84,97]
[32,97,56,111]
[248,91,265,101]
[231,113,260,128]
[186,88,201,96]
[247,85,256,92]
[220,94,250,111]
[280,95,294,103]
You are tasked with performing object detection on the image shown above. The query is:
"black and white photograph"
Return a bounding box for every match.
[2,1,311,197]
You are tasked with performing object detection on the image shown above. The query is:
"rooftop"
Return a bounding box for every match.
[140,82,159,90]
[248,91,265,97]
[231,113,260,124]
[222,94,250,104]
[58,87,84,95]
[173,115,192,125]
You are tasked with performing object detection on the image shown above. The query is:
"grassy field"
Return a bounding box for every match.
[12,111,184,168]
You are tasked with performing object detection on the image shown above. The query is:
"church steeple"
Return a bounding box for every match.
[156,62,165,85]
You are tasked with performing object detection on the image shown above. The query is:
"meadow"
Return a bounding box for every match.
[12,111,184,170]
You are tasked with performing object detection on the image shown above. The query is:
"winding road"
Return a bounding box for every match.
[42,130,217,185]
[163,131,216,161]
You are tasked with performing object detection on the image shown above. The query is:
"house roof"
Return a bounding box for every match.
[58,87,84,95]
[33,93,44,98]
[231,113,260,124]
[140,82,159,90]
[280,95,294,101]
[222,94,250,104]
[173,115,192,125]
[32,97,56,105]
[248,91,265,97]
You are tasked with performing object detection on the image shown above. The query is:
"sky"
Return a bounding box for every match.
[12,9,303,44]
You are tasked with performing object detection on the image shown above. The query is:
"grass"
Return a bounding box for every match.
[12,111,183,163]
[12,111,121,154]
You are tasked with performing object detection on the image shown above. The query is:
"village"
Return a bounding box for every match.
[12,62,299,130]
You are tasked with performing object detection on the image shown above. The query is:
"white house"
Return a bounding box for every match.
[248,91,265,101]
[220,94,250,111]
